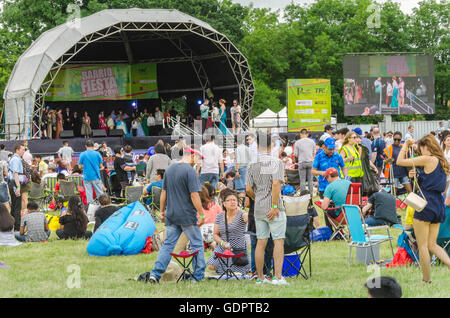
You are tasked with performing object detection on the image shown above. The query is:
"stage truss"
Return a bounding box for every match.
[32,21,254,139]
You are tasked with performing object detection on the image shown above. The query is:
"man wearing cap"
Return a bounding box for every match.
[147,146,206,283]
[320,125,334,142]
[197,134,224,190]
[312,137,348,198]
[320,167,351,218]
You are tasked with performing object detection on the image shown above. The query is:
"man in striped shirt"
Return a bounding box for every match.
[246,132,288,285]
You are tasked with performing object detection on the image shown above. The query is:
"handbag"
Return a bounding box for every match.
[403,155,427,212]
[224,211,249,267]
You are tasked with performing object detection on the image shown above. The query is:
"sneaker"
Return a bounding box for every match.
[148,275,159,284]
[271,277,289,285]
[255,277,271,285]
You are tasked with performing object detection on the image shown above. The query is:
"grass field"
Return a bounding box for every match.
[1,208,449,298]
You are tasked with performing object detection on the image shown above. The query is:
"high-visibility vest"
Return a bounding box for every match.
[342,145,364,178]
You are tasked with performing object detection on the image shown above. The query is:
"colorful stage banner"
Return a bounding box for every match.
[287,79,331,132]
[44,63,158,101]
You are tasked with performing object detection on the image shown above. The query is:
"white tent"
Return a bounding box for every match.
[251,109,277,128]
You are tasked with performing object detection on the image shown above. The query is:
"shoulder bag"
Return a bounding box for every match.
[403,153,427,212]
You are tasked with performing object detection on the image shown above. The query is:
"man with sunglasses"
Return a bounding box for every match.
[383,132,412,195]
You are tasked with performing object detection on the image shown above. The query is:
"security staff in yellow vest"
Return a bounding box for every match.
[339,131,364,183]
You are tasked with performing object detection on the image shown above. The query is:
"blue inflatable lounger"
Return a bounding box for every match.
[87,201,156,256]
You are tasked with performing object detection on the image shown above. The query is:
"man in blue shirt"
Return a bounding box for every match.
[143,169,164,204]
[146,146,206,283]
[78,140,104,205]
[312,137,348,198]
[8,142,26,230]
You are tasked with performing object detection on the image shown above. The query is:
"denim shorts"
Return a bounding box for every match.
[0,182,9,203]
[234,167,247,193]
[394,176,410,188]
[255,211,286,240]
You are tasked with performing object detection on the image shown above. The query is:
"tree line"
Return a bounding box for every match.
[0,0,448,124]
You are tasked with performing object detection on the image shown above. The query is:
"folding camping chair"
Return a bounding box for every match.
[342,204,394,265]
[67,176,83,188]
[45,177,58,197]
[147,186,161,223]
[170,250,199,283]
[122,186,144,205]
[28,182,52,211]
[214,249,246,281]
[314,183,364,241]
[281,194,313,279]
[58,180,79,201]
[285,169,300,190]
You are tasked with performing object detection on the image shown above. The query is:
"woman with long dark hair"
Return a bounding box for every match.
[397,134,450,283]
[56,196,92,240]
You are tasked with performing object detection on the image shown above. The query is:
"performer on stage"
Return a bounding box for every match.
[391,76,399,108]
[63,107,72,131]
[141,109,150,136]
[81,111,92,138]
[98,111,108,135]
[219,98,228,135]
[55,109,63,139]
[72,111,82,137]
[398,77,405,107]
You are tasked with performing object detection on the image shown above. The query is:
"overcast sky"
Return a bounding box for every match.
[231,0,422,14]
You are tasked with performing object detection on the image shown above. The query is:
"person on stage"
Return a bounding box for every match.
[98,111,108,135]
[391,76,399,108]
[63,107,72,131]
[81,111,92,138]
[154,106,163,132]
[374,77,382,107]
[398,77,405,107]
[147,113,156,136]
[55,109,63,139]
[72,111,82,137]
[231,99,241,135]
[141,109,150,136]
[219,98,228,135]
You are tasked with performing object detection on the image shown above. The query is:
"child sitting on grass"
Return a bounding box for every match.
[15,201,50,242]
[56,196,92,240]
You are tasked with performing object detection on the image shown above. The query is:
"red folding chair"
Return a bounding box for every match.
[170,250,199,283]
[214,249,245,281]
[314,183,364,241]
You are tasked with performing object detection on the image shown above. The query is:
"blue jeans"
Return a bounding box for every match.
[365,216,388,227]
[15,230,51,242]
[151,223,206,281]
[199,173,219,190]
[235,167,247,193]
[84,179,104,204]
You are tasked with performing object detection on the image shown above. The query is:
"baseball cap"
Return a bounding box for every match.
[352,128,363,136]
[324,167,338,178]
[324,124,333,131]
[183,146,205,159]
[324,137,336,150]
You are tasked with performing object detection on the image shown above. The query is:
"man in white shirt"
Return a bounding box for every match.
[42,164,58,187]
[197,134,224,190]
[57,141,74,168]
[404,125,414,141]
[319,125,334,142]
[246,133,258,164]
[235,135,251,198]
[147,113,156,136]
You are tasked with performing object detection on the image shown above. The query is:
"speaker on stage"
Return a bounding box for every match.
[109,129,124,137]
[92,129,107,137]
[60,130,74,138]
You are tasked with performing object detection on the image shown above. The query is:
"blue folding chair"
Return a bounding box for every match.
[342,204,395,265]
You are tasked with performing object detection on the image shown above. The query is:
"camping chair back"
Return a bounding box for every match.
[152,186,162,206]
[342,204,366,243]
[346,183,362,206]
[67,176,83,187]
[29,182,46,199]
[285,169,300,185]
[136,163,146,177]
[438,206,450,240]
[59,180,78,197]
[46,177,58,192]
[125,186,143,203]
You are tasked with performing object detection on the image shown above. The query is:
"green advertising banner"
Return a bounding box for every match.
[45,63,158,101]
[287,79,331,132]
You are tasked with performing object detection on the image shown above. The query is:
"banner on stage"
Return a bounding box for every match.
[286,79,331,132]
[44,63,158,101]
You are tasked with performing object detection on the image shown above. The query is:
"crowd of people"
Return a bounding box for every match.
[38,98,242,139]
[1,120,450,285]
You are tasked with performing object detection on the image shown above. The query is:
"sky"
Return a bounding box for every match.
[231,0,422,14]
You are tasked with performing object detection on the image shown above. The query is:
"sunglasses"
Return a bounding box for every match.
[394,138,402,141]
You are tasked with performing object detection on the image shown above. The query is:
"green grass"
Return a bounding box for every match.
[0,209,449,298]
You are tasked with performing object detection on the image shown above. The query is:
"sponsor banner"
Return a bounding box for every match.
[287,79,331,132]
